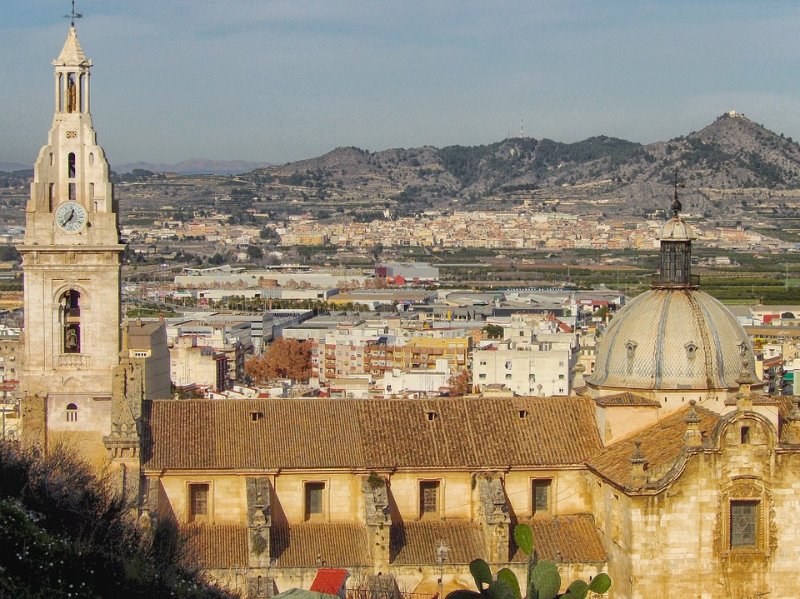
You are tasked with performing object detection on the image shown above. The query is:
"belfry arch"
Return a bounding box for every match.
[59,289,82,353]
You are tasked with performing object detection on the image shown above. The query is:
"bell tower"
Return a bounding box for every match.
[18,24,125,461]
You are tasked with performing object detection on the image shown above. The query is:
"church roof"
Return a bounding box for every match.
[593,392,661,407]
[659,216,695,241]
[511,514,607,563]
[271,523,370,567]
[587,289,756,391]
[588,405,720,488]
[390,520,486,565]
[55,27,90,66]
[185,525,249,569]
[141,396,602,471]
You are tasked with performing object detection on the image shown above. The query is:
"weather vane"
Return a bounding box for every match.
[64,0,82,27]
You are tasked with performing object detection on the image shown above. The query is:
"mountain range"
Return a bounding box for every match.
[255,111,800,215]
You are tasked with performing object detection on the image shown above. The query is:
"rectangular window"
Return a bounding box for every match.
[532,479,551,516]
[420,481,440,517]
[731,501,758,548]
[305,482,325,520]
[189,483,209,523]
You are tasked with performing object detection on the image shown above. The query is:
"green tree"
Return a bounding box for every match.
[247,245,263,260]
[482,324,504,339]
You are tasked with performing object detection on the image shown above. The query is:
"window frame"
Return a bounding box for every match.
[729,499,759,550]
[419,479,441,519]
[531,478,552,517]
[304,481,326,521]
[187,482,211,524]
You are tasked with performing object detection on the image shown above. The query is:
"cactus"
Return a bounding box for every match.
[445,524,610,599]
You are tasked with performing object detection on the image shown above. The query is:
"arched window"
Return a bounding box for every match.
[61,290,81,354]
[68,153,76,178]
[66,403,78,422]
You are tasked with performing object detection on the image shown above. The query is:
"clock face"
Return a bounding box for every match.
[55,201,87,233]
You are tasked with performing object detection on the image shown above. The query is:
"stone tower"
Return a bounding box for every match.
[18,26,125,463]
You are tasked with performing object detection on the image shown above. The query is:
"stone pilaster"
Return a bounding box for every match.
[363,474,392,570]
[476,474,511,563]
[245,477,272,599]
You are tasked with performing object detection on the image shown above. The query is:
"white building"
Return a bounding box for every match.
[473,341,575,396]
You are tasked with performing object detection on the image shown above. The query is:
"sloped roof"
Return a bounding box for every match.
[142,396,602,471]
[593,392,661,407]
[55,27,90,66]
[310,569,349,595]
[390,520,486,565]
[511,515,606,563]
[271,523,370,567]
[185,525,248,569]
[588,405,720,488]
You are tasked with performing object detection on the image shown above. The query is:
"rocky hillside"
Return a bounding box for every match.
[255,112,800,216]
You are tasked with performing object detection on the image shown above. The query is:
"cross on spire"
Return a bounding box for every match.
[64,0,82,27]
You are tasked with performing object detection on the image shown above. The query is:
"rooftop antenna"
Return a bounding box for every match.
[64,0,82,27]
[520,118,524,138]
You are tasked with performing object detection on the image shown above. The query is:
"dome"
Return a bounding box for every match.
[587,289,755,391]
[660,216,695,241]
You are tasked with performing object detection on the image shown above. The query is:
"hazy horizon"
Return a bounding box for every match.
[3,1,800,167]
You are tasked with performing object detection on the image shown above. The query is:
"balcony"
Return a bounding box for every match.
[57,354,91,369]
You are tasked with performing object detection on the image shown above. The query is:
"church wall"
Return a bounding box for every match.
[387,471,472,520]
[503,469,592,518]
[273,472,364,523]
[159,474,248,525]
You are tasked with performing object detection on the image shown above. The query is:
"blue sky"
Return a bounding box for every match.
[3,1,800,166]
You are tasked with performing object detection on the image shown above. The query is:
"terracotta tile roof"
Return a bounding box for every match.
[142,396,602,471]
[184,525,248,569]
[593,392,661,407]
[390,520,486,565]
[588,405,720,488]
[511,515,606,563]
[271,523,370,568]
[141,399,365,470]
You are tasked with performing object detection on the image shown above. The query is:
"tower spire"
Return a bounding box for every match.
[653,168,697,289]
[64,1,82,28]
